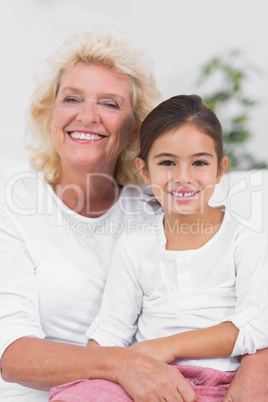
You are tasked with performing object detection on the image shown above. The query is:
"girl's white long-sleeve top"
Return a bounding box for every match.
[87,210,268,372]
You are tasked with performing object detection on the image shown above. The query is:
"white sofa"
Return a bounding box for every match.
[0,157,267,240]
[210,169,268,241]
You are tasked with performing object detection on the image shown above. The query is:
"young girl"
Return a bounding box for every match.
[49,95,268,402]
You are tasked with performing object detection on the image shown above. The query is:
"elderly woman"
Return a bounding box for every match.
[0,26,194,402]
[0,27,267,402]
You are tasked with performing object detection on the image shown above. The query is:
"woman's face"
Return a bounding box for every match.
[50,63,136,177]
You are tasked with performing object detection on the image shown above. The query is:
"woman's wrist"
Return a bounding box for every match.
[239,348,268,372]
[223,349,268,401]
[112,347,146,384]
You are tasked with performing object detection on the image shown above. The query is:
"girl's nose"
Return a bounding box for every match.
[174,165,193,184]
[77,100,100,125]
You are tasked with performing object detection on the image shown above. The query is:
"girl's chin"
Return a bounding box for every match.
[165,210,197,217]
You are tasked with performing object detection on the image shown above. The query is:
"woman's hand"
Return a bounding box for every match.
[116,349,196,402]
[129,337,176,363]
[223,350,268,402]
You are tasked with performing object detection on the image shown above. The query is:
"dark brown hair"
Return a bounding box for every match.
[138,94,225,169]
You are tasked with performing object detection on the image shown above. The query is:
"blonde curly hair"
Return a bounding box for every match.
[26,25,162,185]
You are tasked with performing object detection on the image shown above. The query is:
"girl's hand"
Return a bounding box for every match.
[129,337,176,363]
[87,339,100,347]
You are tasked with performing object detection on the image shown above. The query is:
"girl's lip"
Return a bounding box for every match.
[170,187,197,193]
[169,189,199,203]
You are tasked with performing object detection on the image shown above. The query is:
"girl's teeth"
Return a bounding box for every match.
[69,132,103,140]
[172,192,196,197]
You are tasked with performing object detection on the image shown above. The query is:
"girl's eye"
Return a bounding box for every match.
[193,160,208,166]
[159,160,175,166]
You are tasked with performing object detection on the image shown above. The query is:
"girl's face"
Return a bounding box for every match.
[136,123,227,217]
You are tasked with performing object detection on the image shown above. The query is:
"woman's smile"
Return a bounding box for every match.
[67,131,106,142]
[50,63,136,175]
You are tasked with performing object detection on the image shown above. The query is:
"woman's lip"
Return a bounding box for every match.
[67,130,106,134]
[66,131,107,143]
[68,136,105,144]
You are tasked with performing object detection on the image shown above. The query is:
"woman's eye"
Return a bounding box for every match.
[64,97,78,103]
[102,101,119,109]
[159,160,175,166]
[193,160,208,166]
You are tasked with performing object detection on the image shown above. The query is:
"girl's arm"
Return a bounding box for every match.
[132,226,268,365]
[130,321,238,363]
[87,339,99,347]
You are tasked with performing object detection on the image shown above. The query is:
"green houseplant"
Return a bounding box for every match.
[196,50,267,169]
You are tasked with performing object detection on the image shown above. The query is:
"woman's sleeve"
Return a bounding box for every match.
[0,208,45,360]
[231,228,268,357]
[86,236,143,348]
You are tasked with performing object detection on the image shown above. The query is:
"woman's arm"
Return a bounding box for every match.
[223,349,268,402]
[130,321,238,363]
[0,336,196,401]
[1,337,118,390]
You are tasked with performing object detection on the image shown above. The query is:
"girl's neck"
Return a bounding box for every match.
[163,206,224,251]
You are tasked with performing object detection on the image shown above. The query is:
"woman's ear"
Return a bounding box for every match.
[135,157,151,184]
[216,156,228,184]
[128,124,140,145]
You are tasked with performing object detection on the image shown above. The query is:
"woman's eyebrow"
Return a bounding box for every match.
[60,88,125,102]
[98,92,128,105]
[101,92,124,100]
[61,86,81,92]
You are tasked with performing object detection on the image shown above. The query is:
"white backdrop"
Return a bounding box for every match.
[1,0,267,164]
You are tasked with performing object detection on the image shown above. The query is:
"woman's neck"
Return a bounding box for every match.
[52,163,121,218]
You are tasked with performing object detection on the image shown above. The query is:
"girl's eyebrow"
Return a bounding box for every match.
[154,152,214,159]
[193,152,214,158]
[154,153,176,159]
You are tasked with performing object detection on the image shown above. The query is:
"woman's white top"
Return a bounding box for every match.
[87,210,268,372]
[0,171,158,402]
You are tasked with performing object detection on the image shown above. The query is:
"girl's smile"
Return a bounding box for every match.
[137,123,227,219]
[168,186,200,203]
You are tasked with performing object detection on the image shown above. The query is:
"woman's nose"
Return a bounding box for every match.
[77,101,100,125]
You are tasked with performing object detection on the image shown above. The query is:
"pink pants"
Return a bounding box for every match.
[49,365,237,402]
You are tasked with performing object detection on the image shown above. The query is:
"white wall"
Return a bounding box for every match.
[1,0,268,165]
